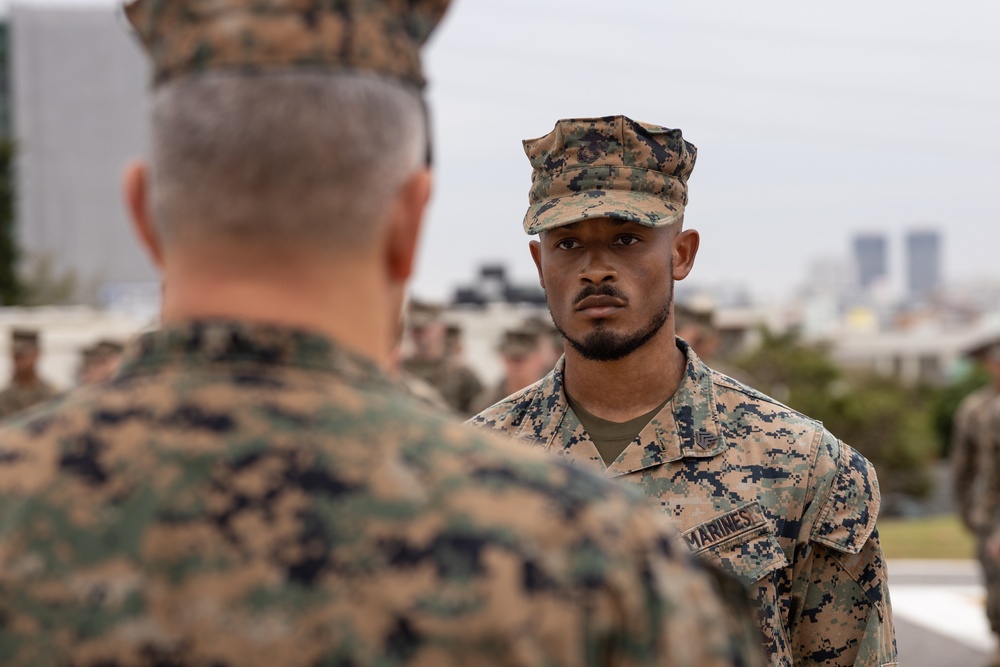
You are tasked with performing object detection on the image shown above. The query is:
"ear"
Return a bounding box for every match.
[123,160,165,271]
[529,239,544,289]
[385,168,432,283]
[672,228,700,281]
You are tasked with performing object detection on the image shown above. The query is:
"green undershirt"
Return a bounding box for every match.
[566,393,670,467]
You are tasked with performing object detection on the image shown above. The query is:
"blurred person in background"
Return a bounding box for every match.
[474,324,552,412]
[471,115,896,667]
[674,303,757,387]
[523,314,564,366]
[77,339,126,386]
[403,303,482,415]
[388,316,449,411]
[0,3,765,666]
[441,322,483,411]
[0,328,57,418]
[954,339,1000,666]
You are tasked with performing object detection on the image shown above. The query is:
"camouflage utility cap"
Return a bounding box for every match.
[499,328,540,359]
[523,115,697,234]
[125,0,451,88]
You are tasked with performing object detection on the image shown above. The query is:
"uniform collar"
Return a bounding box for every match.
[117,319,391,389]
[514,338,727,477]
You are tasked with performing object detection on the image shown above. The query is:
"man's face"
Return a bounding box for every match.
[12,344,38,375]
[409,321,446,360]
[503,346,549,388]
[530,218,697,363]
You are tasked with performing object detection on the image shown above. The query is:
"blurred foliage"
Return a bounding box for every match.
[927,363,990,458]
[733,329,937,499]
[0,139,23,305]
[878,514,975,560]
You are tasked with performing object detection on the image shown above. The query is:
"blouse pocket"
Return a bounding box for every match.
[681,501,789,586]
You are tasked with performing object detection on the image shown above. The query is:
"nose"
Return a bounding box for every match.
[579,247,618,284]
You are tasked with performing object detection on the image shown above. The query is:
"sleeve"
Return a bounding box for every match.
[985,400,1000,534]
[791,438,897,667]
[950,394,982,531]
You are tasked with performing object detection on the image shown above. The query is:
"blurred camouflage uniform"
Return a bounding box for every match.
[0,380,57,418]
[0,322,762,666]
[0,329,57,419]
[403,311,482,416]
[951,342,1000,646]
[471,116,896,667]
[0,8,764,667]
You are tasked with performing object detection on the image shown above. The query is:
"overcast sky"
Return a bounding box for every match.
[7,0,1000,303]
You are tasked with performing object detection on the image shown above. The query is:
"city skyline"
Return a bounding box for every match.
[2,0,997,307]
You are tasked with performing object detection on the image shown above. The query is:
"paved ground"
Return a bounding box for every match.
[890,560,994,667]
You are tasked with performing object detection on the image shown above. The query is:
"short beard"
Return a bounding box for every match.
[552,286,673,363]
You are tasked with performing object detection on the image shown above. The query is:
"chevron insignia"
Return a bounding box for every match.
[695,430,718,450]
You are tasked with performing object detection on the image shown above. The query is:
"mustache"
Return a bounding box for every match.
[573,284,629,306]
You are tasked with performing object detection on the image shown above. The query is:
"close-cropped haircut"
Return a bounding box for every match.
[149,71,427,252]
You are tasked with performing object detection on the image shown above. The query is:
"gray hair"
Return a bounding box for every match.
[149,71,427,251]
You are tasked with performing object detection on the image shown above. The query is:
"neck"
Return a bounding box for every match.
[562,324,685,422]
[13,370,37,385]
[160,247,394,368]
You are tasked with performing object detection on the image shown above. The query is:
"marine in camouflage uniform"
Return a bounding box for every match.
[951,341,1000,664]
[473,325,553,414]
[0,329,58,419]
[403,307,483,415]
[0,7,765,667]
[470,116,896,667]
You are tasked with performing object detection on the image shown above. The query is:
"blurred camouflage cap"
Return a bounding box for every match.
[522,115,697,235]
[407,301,442,328]
[968,338,1000,361]
[10,329,39,343]
[498,329,541,359]
[10,328,40,354]
[124,0,451,89]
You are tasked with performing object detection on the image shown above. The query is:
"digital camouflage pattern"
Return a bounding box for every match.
[0,321,767,667]
[0,379,58,419]
[522,115,697,234]
[471,340,897,667]
[952,386,1000,534]
[951,386,1000,633]
[125,0,451,88]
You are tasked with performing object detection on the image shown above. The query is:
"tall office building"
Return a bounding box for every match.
[852,233,888,289]
[906,229,941,300]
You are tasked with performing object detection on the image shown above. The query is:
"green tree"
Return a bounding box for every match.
[734,330,937,499]
[927,362,990,458]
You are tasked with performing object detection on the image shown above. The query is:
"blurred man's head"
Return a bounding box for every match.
[144,71,427,263]
[10,329,40,381]
[407,303,446,361]
[499,329,550,393]
[122,0,448,360]
[674,303,721,360]
[79,340,125,385]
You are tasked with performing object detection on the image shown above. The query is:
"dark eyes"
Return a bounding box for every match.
[614,235,640,246]
[553,235,641,250]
